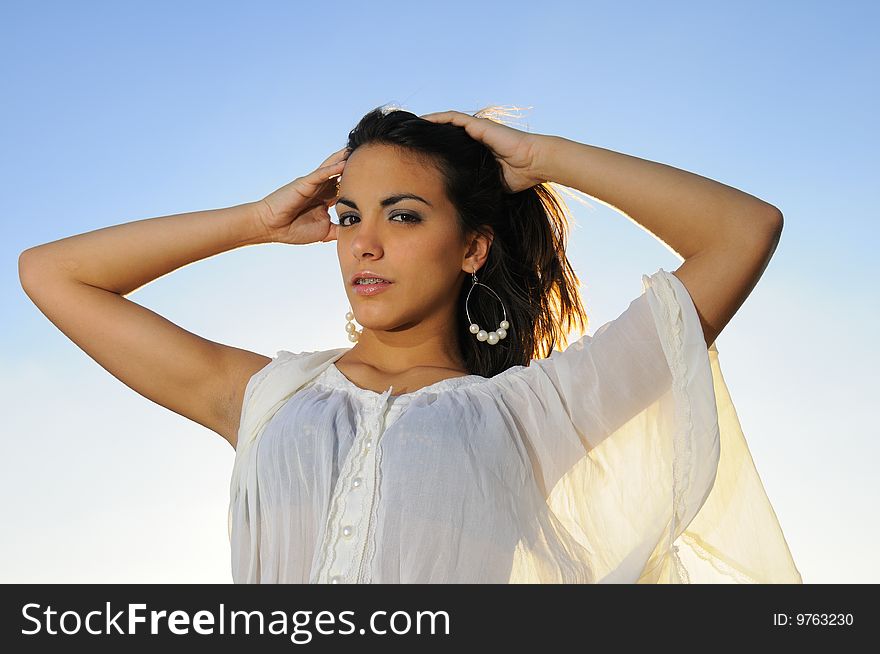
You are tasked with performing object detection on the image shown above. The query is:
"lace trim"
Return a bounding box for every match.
[358,404,392,583]
[680,531,761,584]
[315,389,397,583]
[315,398,372,582]
[643,270,696,584]
[322,362,484,400]
[671,544,690,584]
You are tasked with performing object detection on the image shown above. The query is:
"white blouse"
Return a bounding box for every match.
[228,268,802,584]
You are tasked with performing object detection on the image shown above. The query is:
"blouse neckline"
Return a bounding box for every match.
[319,361,485,400]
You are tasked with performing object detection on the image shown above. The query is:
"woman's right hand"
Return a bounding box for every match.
[255,146,350,245]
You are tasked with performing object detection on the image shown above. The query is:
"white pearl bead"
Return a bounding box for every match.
[352,477,362,488]
[487,332,499,345]
[477,330,488,341]
[348,333,358,342]
[342,525,353,538]
[364,438,373,450]
[330,575,343,584]
[345,322,356,333]
[345,311,354,321]
[469,323,480,334]
[497,328,507,339]
[500,320,509,330]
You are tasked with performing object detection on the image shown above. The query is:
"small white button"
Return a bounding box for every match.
[352,477,363,488]
[342,525,354,538]
[364,438,373,451]
[330,575,344,584]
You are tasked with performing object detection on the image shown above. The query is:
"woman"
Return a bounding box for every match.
[19,105,802,584]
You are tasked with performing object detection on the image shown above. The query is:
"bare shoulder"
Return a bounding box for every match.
[215,347,273,449]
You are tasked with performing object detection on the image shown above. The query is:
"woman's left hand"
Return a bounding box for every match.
[418,110,554,193]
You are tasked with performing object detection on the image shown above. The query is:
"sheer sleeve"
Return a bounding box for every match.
[544,279,675,452]
[516,268,802,583]
[228,347,349,583]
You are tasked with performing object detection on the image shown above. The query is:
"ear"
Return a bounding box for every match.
[463,226,494,274]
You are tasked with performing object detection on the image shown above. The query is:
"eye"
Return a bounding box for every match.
[336,212,422,227]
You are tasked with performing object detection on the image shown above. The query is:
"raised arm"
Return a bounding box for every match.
[416,110,782,348]
[533,135,783,348]
[18,201,275,449]
[19,147,350,449]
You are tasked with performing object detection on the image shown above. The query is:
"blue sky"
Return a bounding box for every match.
[2,0,877,583]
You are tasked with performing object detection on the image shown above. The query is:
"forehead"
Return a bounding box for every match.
[337,144,443,195]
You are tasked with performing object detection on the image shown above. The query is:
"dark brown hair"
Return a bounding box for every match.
[342,104,590,377]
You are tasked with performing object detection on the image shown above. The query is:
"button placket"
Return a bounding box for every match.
[319,388,396,584]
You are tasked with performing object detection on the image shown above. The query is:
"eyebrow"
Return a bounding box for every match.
[335,193,433,210]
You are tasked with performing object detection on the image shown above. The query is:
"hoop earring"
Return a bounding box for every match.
[345,308,362,343]
[466,269,509,345]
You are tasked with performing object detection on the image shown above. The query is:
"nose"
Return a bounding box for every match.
[348,216,385,260]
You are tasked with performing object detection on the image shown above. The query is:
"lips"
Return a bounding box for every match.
[352,279,393,296]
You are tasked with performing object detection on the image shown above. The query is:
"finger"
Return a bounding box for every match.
[317,146,350,168]
[321,223,338,243]
[419,110,457,122]
[297,160,346,193]
[419,110,472,126]
[313,159,346,177]
[420,109,466,118]
[311,166,345,192]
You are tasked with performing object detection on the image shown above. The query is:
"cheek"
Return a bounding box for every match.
[402,240,463,295]
[401,230,459,269]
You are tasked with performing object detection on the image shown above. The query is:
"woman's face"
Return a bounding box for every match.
[334,143,489,337]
